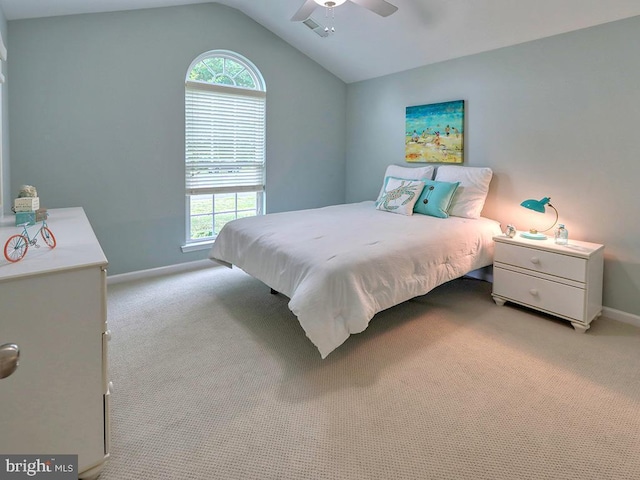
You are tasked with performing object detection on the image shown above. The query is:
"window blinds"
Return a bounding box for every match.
[185,81,266,195]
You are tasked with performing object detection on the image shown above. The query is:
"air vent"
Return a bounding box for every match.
[303,17,329,37]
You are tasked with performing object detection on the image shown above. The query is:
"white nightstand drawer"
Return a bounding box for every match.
[494,242,587,282]
[493,267,586,321]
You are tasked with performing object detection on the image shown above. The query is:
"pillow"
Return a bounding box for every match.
[384,164,435,181]
[434,166,493,219]
[412,180,460,218]
[376,177,425,216]
[377,164,435,200]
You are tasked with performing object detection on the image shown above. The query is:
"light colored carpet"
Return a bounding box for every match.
[101,266,640,480]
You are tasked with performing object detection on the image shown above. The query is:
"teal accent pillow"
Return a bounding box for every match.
[413,180,460,218]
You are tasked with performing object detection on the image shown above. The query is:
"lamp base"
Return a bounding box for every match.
[520,231,547,240]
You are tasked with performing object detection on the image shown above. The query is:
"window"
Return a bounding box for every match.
[184,50,266,246]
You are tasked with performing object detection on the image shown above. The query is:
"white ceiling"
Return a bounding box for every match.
[1,0,639,83]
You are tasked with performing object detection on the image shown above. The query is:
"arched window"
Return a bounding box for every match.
[184,50,266,244]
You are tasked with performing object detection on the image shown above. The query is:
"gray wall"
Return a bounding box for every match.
[8,4,347,274]
[346,16,640,316]
[0,8,7,215]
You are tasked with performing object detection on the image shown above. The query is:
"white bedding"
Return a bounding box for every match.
[209,201,501,358]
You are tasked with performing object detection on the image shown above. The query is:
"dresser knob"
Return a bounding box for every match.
[529,289,539,296]
[0,344,20,380]
[530,257,540,264]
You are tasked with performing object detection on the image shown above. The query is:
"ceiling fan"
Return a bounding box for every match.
[291,0,398,22]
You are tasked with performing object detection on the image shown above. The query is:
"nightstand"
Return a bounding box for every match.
[492,233,604,332]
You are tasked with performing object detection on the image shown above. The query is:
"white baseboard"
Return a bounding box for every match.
[602,306,640,328]
[107,263,640,329]
[107,259,218,285]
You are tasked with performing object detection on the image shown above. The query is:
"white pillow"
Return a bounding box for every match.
[377,164,434,200]
[434,166,493,219]
[376,177,425,216]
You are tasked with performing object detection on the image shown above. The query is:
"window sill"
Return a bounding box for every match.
[181,240,214,253]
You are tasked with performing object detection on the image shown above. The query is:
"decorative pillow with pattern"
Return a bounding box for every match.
[376,177,425,215]
[376,164,434,200]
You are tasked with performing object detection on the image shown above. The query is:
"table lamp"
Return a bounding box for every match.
[520,196,558,240]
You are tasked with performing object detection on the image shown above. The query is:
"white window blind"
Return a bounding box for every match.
[185,81,266,195]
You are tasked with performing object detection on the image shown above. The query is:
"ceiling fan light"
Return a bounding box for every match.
[314,0,348,7]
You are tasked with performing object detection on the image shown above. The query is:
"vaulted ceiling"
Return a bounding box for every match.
[1,0,639,83]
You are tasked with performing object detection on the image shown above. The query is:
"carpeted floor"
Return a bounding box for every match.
[101,266,640,480]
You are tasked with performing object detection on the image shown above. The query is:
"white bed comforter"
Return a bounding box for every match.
[209,201,501,358]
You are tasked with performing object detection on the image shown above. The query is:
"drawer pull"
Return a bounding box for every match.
[0,344,20,379]
[530,257,540,265]
[529,289,539,296]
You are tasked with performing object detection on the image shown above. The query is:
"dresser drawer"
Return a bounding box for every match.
[493,267,586,321]
[495,242,587,282]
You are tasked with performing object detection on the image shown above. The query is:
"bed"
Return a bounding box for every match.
[209,165,501,358]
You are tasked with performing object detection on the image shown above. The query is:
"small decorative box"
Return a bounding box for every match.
[14,197,40,212]
[15,211,36,226]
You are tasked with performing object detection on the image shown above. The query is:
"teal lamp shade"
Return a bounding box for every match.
[520,197,558,240]
[520,197,550,213]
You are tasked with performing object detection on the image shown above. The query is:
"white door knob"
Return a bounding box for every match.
[529,289,539,296]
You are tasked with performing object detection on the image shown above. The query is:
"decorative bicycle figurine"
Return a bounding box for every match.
[4,215,57,262]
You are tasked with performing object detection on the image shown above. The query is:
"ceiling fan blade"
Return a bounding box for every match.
[349,0,398,17]
[291,0,319,21]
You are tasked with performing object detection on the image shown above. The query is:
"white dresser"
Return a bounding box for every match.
[492,233,604,332]
[0,207,110,479]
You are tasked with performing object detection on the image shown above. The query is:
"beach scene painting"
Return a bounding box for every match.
[405,100,464,163]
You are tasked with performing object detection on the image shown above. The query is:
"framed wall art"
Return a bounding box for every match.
[405,100,464,163]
